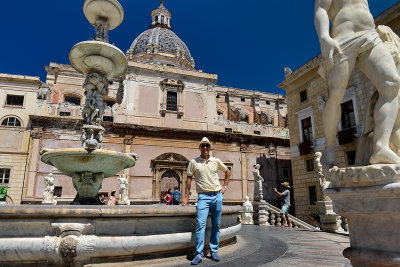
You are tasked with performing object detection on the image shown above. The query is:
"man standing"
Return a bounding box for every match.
[274,182,291,227]
[172,186,181,205]
[315,0,400,166]
[182,137,230,265]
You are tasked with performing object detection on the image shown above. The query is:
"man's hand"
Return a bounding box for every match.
[181,197,189,206]
[221,187,227,194]
[274,188,278,193]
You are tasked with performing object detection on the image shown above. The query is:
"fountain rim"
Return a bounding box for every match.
[83,0,124,30]
[0,204,243,218]
[41,147,136,178]
[69,40,127,79]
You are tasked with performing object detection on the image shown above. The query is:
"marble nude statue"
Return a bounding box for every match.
[117,174,130,205]
[242,196,253,224]
[42,173,57,205]
[356,25,400,165]
[315,0,400,167]
[314,152,330,200]
[253,164,264,201]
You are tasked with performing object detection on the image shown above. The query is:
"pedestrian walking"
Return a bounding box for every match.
[274,182,291,227]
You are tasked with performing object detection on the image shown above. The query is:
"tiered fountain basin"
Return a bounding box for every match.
[69,41,127,79]
[41,148,136,178]
[0,205,242,265]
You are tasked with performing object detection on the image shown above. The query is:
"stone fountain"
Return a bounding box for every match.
[0,1,242,265]
[40,0,136,205]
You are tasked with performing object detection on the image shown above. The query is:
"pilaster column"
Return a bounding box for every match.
[25,129,43,199]
[240,147,248,199]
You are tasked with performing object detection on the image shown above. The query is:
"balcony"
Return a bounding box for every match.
[338,128,356,145]
[299,140,313,156]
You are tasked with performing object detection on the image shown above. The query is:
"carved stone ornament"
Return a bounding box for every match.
[326,164,400,187]
[159,78,185,92]
[59,235,79,263]
[31,130,43,139]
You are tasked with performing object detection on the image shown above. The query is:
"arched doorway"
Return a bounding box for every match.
[152,153,189,203]
[160,171,180,203]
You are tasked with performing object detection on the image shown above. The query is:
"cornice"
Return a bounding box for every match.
[0,73,42,86]
[29,115,290,147]
[127,62,218,84]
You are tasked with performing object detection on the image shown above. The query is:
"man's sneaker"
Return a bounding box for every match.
[211,252,220,262]
[191,255,202,265]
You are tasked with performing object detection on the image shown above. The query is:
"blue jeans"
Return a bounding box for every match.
[195,192,223,258]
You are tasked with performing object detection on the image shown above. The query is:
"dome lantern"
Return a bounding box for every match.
[151,0,171,29]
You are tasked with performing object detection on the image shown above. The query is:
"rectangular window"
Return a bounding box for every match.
[306,159,314,172]
[300,90,307,103]
[282,167,291,178]
[64,96,81,106]
[0,169,10,184]
[347,150,356,166]
[103,116,114,122]
[241,98,245,102]
[166,91,177,111]
[59,111,71,116]
[341,100,356,130]
[308,185,317,205]
[54,186,62,197]
[266,101,270,105]
[254,130,261,135]
[301,117,313,142]
[6,95,24,106]
[225,128,232,133]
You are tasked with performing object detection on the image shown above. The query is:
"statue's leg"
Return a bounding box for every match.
[390,64,400,156]
[322,56,356,166]
[358,43,400,164]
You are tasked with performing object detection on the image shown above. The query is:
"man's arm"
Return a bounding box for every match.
[221,168,231,194]
[274,188,283,197]
[182,176,192,206]
[315,0,341,59]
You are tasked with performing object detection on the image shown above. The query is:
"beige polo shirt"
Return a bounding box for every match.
[187,156,228,193]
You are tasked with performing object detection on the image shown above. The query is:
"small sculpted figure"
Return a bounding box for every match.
[117,174,130,205]
[82,73,108,124]
[253,164,265,201]
[42,173,57,205]
[242,196,253,224]
[315,0,400,166]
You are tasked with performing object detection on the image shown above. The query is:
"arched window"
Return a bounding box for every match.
[1,117,21,127]
[161,15,165,24]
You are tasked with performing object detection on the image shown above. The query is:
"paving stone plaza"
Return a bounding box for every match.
[97,226,350,267]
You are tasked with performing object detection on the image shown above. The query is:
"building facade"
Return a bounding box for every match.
[1,2,291,207]
[279,2,400,223]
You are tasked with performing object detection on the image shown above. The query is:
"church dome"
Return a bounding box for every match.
[126,1,195,69]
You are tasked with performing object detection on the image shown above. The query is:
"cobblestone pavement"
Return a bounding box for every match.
[91,225,351,267]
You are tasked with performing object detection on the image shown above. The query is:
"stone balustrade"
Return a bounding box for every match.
[240,202,318,231]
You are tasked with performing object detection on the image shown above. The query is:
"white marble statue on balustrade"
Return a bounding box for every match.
[118,174,130,205]
[315,0,400,167]
[253,164,265,202]
[242,196,253,224]
[42,173,57,205]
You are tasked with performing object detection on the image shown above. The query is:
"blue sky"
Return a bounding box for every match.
[0,0,399,95]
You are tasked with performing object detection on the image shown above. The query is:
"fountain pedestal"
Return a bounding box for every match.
[316,200,340,232]
[326,165,400,267]
[253,201,268,225]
